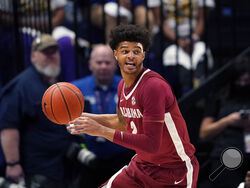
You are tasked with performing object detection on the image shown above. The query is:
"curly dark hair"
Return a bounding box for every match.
[109,24,151,52]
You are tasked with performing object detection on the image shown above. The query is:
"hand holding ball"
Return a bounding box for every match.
[42,82,84,124]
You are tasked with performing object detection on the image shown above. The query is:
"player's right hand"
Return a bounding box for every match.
[68,116,104,136]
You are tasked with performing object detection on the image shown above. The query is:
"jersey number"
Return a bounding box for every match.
[130,121,137,134]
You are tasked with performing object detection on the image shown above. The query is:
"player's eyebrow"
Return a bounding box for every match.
[119,45,128,49]
[119,45,143,50]
[134,46,142,50]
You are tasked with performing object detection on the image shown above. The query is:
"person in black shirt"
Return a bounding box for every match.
[199,55,250,188]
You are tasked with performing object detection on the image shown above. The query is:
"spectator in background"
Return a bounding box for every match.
[57,0,161,79]
[246,171,250,188]
[0,1,19,87]
[151,0,214,98]
[0,0,67,86]
[0,34,73,187]
[20,0,66,32]
[0,0,66,34]
[245,171,250,188]
[147,0,161,34]
[103,0,155,43]
[62,0,161,45]
[76,0,155,44]
[199,55,250,188]
[238,171,250,188]
[19,0,67,67]
[72,44,134,188]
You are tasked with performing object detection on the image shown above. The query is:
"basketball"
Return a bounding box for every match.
[42,82,84,125]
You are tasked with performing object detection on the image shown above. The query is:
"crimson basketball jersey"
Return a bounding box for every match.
[115,68,195,167]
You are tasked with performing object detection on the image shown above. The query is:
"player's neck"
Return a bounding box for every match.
[123,76,136,88]
[122,67,143,88]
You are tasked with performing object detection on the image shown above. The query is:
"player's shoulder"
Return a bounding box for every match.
[143,69,163,79]
[138,70,173,97]
[143,70,169,87]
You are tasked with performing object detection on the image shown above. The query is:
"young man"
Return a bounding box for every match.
[68,24,199,188]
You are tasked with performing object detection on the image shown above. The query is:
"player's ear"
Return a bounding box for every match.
[113,50,117,60]
[142,51,146,60]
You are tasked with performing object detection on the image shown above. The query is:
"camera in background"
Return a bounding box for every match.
[66,142,97,168]
[0,177,25,188]
[239,109,250,119]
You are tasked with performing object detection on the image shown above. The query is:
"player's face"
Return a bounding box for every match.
[114,41,145,75]
[32,46,61,78]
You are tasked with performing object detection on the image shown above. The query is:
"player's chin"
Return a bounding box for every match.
[123,68,137,74]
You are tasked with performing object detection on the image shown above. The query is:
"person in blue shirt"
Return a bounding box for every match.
[0,34,72,187]
[72,44,134,188]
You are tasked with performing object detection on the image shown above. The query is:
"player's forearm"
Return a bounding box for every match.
[82,113,126,131]
[68,115,118,141]
[1,128,20,163]
[98,126,116,142]
[113,121,163,153]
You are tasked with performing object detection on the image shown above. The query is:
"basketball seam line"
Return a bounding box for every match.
[60,84,84,114]
[51,86,61,124]
[56,83,72,123]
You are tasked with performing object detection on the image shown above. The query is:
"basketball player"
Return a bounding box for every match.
[68,24,199,188]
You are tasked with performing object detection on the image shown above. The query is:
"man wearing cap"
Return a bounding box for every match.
[0,34,72,187]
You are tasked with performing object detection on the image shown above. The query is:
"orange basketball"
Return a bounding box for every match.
[42,82,84,125]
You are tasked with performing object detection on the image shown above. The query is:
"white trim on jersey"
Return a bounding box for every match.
[164,112,194,188]
[106,166,127,188]
[123,69,151,100]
